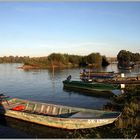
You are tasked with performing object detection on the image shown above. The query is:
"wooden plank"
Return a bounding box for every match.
[33,104,37,112]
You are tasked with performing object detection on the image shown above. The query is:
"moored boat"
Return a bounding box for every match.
[63,79,120,98]
[80,70,117,79]
[118,65,132,70]
[0,97,121,130]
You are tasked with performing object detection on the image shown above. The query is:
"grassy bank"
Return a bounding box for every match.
[66,85,140,138]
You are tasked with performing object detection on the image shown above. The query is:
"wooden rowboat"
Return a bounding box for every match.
[0,98,121,130]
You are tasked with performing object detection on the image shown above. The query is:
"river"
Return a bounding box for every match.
[0,63,139,138]
[0,63,113,109]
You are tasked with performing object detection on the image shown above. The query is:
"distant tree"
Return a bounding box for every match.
[86,53,102,66]
[68,55,81,65]
[117,50,131,67]
[79,56,88,67]
[102,56,110,67]
[117,50,140,67]
[133,53,140,61]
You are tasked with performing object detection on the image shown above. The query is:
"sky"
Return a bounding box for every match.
[0,2,140,57]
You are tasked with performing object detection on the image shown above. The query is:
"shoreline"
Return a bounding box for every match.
[18,64,79,70]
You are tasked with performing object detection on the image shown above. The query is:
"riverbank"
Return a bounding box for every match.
[18,63,79,70]
[0,89,139,138]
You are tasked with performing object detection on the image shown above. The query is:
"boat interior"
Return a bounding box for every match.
[1,98,120,119]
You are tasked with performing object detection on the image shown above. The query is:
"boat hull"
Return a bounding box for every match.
[0,98,120,130]
[2,109,117,129]
[63,80,120,98]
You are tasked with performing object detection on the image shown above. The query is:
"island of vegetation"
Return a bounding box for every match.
[0,50,140,70]
[0,53,110,69]
[117,50,140,69]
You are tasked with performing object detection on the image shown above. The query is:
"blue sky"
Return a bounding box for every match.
[0,2,140,57]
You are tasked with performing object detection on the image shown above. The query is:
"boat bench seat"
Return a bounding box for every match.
[69,112,100,119]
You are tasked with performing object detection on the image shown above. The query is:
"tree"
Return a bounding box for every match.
[102,56,109,67]
[86,53,102,66]
[117,50,140,67]
[117,50,131,67]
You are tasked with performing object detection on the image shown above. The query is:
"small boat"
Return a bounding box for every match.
[80,70,117,79]
[63,78,120,98]
[0,97,121,130]
[118,65,132,70]
[94,76,140,84]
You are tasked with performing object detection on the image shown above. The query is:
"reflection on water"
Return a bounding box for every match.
[3,117,71,138]
[0,104,7,126]
[63,86,117,99]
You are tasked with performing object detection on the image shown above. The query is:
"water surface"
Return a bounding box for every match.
[0,63,140,138]
[0,63,111,109]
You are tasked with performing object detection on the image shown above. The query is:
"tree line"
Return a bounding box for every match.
[0,56,30,63]
[0,53,109,68]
